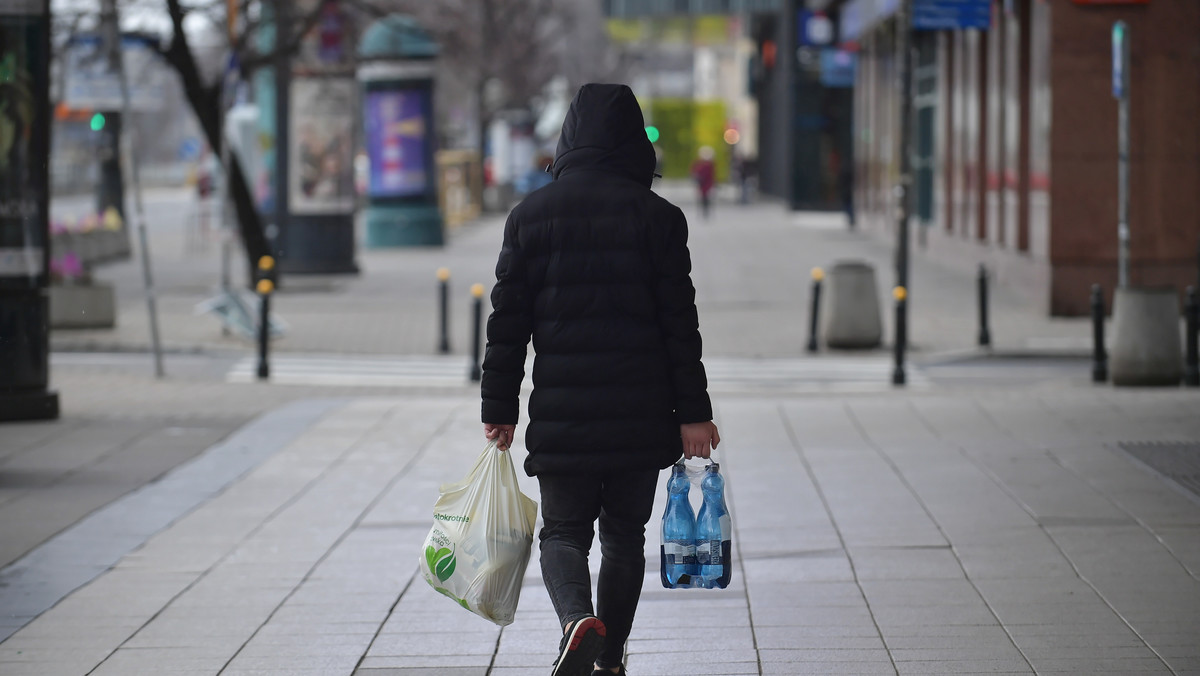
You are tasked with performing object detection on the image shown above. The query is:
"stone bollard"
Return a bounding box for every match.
[822,260,883,349]
[1110,287,1182,386]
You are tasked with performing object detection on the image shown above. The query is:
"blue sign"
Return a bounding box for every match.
[912,0,991,31]
[820,49,858,88]
[1112,21,1128,99]
[798,11,834,46]
[179,137,201,161]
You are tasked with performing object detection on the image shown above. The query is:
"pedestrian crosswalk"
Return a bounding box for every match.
[702,356,929,392]
[226,354,475,388]
[226,354,927,392]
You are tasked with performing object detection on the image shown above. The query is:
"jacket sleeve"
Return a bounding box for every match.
[481,213,533,425]
[651,207,714,424]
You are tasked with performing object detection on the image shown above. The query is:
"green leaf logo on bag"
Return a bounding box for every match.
[425,545,456,582]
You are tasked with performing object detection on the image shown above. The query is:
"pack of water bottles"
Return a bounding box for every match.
[660,460,732,589]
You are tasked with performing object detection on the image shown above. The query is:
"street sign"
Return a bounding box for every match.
[1112,21,1129,99]
[63,34,166,112]
[798,10,834,46]
[912,0,991,31]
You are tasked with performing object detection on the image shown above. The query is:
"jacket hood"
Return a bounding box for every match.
[552,83,657,187]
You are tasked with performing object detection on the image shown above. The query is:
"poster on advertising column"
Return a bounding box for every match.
[0,4,47,286]
[364,89,430,199]
[289,77,356,214]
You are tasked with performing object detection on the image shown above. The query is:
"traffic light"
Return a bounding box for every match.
[90,112,106,131]
[645,125,660,143]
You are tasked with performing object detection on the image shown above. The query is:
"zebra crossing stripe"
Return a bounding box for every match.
[227,355,925,391]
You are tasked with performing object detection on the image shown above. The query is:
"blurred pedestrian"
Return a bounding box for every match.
[192,145,220,247]
[481,83,720,676]
[731,149,752,205]
[690,145,716,218]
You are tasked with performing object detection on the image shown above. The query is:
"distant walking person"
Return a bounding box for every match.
[481,83,721,676]
[690,145,716,218]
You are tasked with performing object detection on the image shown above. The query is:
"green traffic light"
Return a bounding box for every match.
[90,113,106,131]
[645,126,659,143]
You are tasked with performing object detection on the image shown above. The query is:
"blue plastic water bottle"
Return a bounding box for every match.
[696,463,732,589]
[660,462,698,588]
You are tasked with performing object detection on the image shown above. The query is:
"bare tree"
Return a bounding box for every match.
[157,0,352,282]
[53,0,625,277]
[378,0,620,156]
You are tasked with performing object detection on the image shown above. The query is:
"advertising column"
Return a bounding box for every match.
[278,0,359,274]
[0,0,58,421]
[358,15,442,247]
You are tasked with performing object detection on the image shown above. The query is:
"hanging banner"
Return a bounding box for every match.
[289,77,356,214]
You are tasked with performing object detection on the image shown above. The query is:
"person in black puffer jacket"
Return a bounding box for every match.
[481,83,721,676]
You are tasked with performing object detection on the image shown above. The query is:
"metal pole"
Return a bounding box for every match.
[256,256,275,380]
[271,0,290,269]
[978,264,991,347]
[469,283,485,382]
[1116,25,1130,289]
[807,267,823,353]
[893,0,913,387]
[438,268,451,354]
[219,58,235,335]
[1091,284,1107,383]
[97,0,125,223]
[108,0,164,378]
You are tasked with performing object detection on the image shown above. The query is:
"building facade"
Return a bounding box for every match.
[840,0,1199,316]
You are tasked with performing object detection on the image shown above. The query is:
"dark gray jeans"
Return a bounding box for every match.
[537,468,660,670]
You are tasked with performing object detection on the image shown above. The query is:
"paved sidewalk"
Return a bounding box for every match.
[2,386,1199,675]
[48,184,1096,359]
[4,185,1196,675]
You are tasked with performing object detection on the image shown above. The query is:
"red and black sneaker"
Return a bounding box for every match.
[551,616,606,676]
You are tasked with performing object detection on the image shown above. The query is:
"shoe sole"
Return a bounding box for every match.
[552,617,606,676]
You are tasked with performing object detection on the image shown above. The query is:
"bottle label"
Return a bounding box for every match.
[696,540,721,566]
[663,540,697,565]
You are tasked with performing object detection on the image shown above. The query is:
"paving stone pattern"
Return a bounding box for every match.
[2,388,1198,675]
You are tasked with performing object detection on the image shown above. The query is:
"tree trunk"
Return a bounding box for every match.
[163,0,269,286]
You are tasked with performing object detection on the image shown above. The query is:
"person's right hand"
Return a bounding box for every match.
[681,421,720,460]
[484,424,516,451]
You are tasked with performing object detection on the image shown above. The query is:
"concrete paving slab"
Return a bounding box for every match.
[4,371,1200,676]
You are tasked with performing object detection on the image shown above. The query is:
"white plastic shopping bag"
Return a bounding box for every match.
[419,440,538,626]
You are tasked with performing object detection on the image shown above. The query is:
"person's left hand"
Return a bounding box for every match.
[484,424,516,451]
[681,421,720,460]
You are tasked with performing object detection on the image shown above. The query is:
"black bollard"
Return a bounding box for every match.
[1091,284,1107,383]
[892,286,907,386]
[978,264,991,348]
[469,283,484,382]
[437,267,451,354]
[1185,286,1199,387]
[256,255,275,380]
[807,267,824,353]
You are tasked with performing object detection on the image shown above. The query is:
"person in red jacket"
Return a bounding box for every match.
[481,83,720,676]
[690,145,716,218]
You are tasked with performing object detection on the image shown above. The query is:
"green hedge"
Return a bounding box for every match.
[646,99,729,182]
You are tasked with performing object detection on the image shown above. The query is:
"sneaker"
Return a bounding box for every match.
[591,668,626,676]
[551,616,606,676]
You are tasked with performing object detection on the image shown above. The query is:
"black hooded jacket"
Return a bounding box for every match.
[480,83,713,476]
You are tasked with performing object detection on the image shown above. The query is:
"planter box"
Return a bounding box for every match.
[50,282,116,329]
